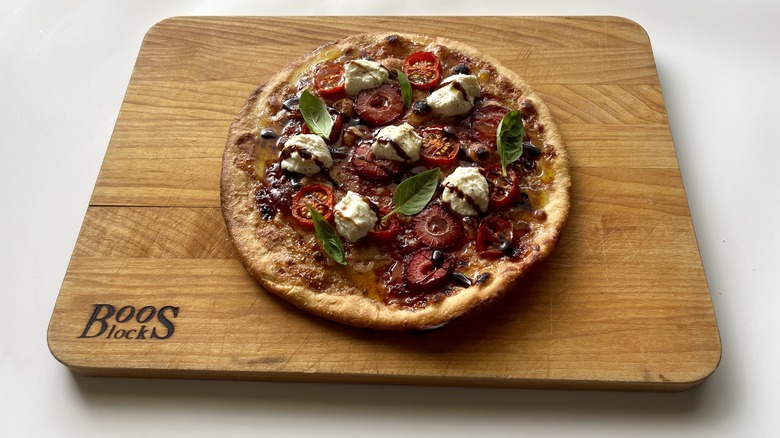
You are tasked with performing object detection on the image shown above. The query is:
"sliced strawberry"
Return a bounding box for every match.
[403,248,454,291]
[412,204,464,249]
[349,143,403,181]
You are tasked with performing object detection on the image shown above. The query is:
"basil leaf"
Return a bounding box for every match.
[396,69,412,108]
[387,168,440,218]
[308,205,345,265]
[299,89,334,140]
[496,110,524,176]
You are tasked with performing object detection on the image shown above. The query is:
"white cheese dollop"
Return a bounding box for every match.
[426,74,481,117]
[334,191,379,243]
[344,59,389,97]
[441,166,489,217]
[371,123,422,163]
[279,134,333,176]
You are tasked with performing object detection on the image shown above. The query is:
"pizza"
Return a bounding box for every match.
[221,33,570,331]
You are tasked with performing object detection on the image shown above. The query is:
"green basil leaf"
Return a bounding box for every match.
[396,69,412,108]
[299,89,334,140]
[308,205,346,265]
[496,110,524,176]
[390,168,440,217]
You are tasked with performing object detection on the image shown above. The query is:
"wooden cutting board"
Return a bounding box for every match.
[47,16,721,391]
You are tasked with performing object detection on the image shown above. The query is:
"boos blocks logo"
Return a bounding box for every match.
[78,304,179,340]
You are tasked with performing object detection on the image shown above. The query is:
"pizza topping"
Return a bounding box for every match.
[344,59,389,97]
[403,248,454,291]
[299,89,336,141]
[308,204,346,265]
[496,110,524,176]
[301,107,344,144]
[412,204,463,248]
[280,134,333,176]
[372,123,422,163]
[384,168,441,218]
[291,184,335,228]
[334,191,380,243]
[419,126,460,167]
[472,104,509,146]
[476,216,515,258]
[313,62,346,96]
[349,143,403,180]
[367,209,401,242]
[426,74,480,117]
[260,128,279,139]
[451,63,471,75]
[441,166,489,216]
[395,69,413,108]
[402,51,442,90]
[354,83,404,126]
[485,164,519,210]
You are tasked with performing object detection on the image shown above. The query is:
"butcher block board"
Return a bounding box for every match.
[47,16,721,391]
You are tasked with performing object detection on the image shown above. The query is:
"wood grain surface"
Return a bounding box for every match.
[47,16,721,391]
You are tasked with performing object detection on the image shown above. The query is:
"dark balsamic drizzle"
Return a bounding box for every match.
[451,271,472,287]
[260,128,279,139]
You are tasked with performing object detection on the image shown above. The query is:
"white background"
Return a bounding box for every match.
[2,1,779,436]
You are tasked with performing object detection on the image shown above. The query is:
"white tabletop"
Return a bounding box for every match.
[2,1,779,436]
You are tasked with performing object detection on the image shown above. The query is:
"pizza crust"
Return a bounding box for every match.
[221,33,570,331]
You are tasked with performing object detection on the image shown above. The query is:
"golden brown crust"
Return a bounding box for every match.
[221,33,570,331]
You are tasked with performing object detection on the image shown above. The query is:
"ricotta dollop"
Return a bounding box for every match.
[344,59,389,97]
[371,123,422,163]
[280,134,333,176]
[426,74,481,117]
[334,191,379,243]
[441,166,489,216]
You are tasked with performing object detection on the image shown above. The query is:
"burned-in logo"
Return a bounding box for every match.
[78,304,179,340]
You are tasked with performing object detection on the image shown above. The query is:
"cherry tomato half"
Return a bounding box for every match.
[313,63,345,95]
[402,51,442,90]
[291,184,335,228]
[412,204,463,249]
[484,164,519,210]
[368,208,401,242]
[476,216,515,258]
[403,248,454,292]
[472,105,509,146]
[301,107,344,144]
[354,84,404,126]
[419,126,460,167]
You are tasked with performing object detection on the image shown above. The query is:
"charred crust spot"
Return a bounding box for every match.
[385,34,401,45]
[520,98,536,116]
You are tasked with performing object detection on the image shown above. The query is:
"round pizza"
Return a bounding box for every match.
[221,33,571,331]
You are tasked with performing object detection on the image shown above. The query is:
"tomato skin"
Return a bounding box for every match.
[402,51,442,90]
[419,126,460,167]
[484,164,519,210]
[368,209,401,242]
[301,107,344,144]
[472,105,509,146]
[354,84,404,126]
[290,184,335,228]
[412,204,464,249]
[314,63,345,95]
[403,248,454,291]
[476,216,515,257]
